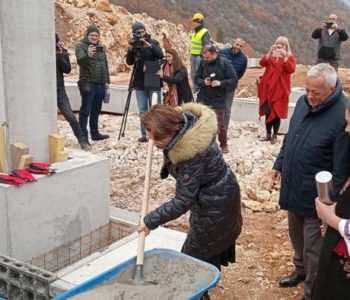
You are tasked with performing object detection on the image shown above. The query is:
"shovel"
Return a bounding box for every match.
[123,92,158,286]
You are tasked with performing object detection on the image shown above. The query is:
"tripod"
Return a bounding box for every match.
[118,52,141,140]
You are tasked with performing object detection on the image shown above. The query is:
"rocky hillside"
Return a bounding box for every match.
[111,0,350,67]
[55,0,190,76]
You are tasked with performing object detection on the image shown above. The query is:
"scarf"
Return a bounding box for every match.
[163,63,178,107]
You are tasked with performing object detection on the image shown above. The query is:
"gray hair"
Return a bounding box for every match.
[307,63,337,87]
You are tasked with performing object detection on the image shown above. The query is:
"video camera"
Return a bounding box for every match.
[131,31,152,50]
[132,30,144,49]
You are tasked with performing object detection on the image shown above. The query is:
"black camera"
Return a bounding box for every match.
[132,30,144,49]
[96,45,104,52]
[325,22,333,29]
[209,73,217,81]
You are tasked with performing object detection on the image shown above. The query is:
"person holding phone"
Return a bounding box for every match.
[257,36,296,144]
[75,25,110,144]
[312,13,348,72]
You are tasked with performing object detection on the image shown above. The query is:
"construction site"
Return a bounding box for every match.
[2,1,350,300]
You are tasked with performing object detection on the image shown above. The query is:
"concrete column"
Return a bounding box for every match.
[0,0,57,170]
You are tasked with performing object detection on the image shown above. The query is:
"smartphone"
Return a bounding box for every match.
[96,46,104,52]
[272,49,281,58]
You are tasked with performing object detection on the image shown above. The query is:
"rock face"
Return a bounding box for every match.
[59,114,283,231]
[55,0,190,77]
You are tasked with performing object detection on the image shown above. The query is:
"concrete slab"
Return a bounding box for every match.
[0,150,110,261]
[50,226,186,295]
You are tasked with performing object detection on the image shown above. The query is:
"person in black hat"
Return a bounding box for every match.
[126,21,164,143]
[75,25,110,143]
[55,33,91,150]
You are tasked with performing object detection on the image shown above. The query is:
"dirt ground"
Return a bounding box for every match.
[62,64,350,300]
[167,210,303,300]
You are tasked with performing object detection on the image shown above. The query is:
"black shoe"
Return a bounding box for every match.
[79,140,92,150]
[78,138,92,150]
[91,133,110,141]
[138,136,148,143]
[279,272,306,287]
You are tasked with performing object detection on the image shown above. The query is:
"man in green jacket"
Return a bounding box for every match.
[75,25,110,143]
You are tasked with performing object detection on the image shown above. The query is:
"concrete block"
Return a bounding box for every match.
[232,98,296,133]
[247,58,261,68]
[0,254,56,300]
[0,150,110,261]
[290,87,305,104]
[65,81,139,114]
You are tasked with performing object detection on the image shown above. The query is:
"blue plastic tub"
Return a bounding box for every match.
[53,248,220,300]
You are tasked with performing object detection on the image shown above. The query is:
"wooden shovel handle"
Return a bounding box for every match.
[136,92,158,266]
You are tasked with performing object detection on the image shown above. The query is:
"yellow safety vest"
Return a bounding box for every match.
[190,28,209,55]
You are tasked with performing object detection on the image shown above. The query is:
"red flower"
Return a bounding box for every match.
[333,238,350,259]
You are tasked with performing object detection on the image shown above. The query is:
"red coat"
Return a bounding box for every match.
[258,55,296,123]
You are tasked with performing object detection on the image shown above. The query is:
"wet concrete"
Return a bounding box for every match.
[72,254,215,299]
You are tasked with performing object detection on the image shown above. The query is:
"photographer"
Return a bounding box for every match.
[258,36,296,144]
[75,25,110,143]
[195,44,238,154]
[56,33,90,150]
[312,13,348,71]
[126,22,164,143]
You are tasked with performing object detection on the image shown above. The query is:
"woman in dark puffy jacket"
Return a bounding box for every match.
[159,48,193,106]
[137,103,242,299]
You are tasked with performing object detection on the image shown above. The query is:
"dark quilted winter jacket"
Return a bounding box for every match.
[144,103,242,260]
[75,36,110,84]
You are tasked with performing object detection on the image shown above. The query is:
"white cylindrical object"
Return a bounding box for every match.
[315,171,334,205]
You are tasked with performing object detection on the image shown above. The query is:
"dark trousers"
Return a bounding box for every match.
[57,88,84,141]
[224,89,235,132]
[214,108,227,148]
[79,83,105,140]
[266,117,281,134]
[288,212,323,300]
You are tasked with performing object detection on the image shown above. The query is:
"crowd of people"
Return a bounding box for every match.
[55,11,350,300]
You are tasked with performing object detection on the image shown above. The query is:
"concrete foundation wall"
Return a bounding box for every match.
[65,82,139,114]
[232,98,296,133]
[0,151,110,261]
[0,1,57,167]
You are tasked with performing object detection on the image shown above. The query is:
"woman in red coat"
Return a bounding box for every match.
[258,36,296,144]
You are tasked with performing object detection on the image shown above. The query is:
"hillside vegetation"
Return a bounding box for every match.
[112,0,350,67]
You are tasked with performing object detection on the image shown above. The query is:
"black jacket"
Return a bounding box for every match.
[126,36,164,90]
[273,80,350,217]
[144,103,242,260]
[162,66,193,104]
[56,50,71,89]
[312,183,350,300]
[195,56,238,109]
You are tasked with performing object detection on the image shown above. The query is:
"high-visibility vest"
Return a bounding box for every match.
[190,28,209,55]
